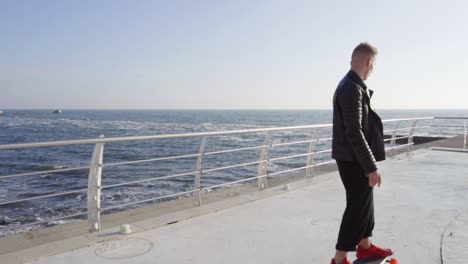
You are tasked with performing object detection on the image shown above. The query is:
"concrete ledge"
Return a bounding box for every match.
[432,147,468,153]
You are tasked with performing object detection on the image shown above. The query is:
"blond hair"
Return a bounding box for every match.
[352,42,378,60]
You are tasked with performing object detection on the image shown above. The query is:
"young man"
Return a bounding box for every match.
[330,43,393,264]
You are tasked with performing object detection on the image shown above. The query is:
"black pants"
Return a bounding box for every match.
[335,160,374,252]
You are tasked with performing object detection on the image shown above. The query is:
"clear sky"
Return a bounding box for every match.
[1,0,467,110]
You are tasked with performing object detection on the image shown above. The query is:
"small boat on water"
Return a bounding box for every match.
[52,109,62,114]
[0,110,3,116]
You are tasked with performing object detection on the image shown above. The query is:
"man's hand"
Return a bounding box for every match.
[368,170,382,187]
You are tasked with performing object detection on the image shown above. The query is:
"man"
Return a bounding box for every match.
[330,42,393,264]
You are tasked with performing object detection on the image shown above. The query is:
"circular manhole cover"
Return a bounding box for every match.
[95,238,153,259]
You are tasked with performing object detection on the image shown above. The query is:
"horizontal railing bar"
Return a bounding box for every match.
[0,165,97,180]
[383,126,430,133]
[270,153,311,162]
[264,161,337,180]
[269,150,332,162]
[0,124,334,150]
[430,125,466,128]
[202,175,267,191]
[315,149,332,155]
[203,160,266,173]
[383,136,410,142]
[0,210,95,231]
[204,145,268,156]
[102,153,201,168]
[315,160,336,166]
[0,188,93,206]
[206,159,337,187]
[269,165,315,176]
[385,143,414,151]
[434,117,468,120]
[102,171,197,189]
[271,138,333,148]
[382,117,434,123]
[272,139,315,147]
[101,190,197,211]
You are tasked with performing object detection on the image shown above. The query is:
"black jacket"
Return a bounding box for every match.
[332,70,385,174]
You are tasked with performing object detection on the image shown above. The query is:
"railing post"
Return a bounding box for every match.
[407,120,418,157]
[464,120,467,148]
[429,118,434,137]
[193,137,206,206]
[306,128,321,178]
[257,132,272,190]
[87,135,104,233]
[391,121,401,157]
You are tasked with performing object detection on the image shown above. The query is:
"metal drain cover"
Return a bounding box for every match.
[95,238,153,259]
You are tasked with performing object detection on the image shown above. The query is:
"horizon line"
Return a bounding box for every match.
[2,108,468,111]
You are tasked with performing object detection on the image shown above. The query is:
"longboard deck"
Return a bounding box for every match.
[353,257,388,264]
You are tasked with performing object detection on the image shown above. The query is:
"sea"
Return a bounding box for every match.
[0,109,467,236]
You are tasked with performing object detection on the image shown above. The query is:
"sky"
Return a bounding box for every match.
[1,0,467,110]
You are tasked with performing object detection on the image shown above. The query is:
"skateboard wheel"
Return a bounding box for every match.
[389,258,398,264]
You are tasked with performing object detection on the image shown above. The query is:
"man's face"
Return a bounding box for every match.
[362,56,375,81]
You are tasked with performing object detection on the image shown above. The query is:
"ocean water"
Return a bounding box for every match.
[0,109,467,236]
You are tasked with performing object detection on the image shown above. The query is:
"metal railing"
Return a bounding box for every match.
[434,117,468,147]
[0,116,466,234]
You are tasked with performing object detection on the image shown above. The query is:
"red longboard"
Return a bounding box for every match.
[353,257,398,264]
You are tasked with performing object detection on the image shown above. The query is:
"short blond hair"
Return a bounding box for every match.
[352,42,378,60]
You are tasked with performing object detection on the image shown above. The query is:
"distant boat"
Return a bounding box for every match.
[0,110,3,116]
[52,109,62,114]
